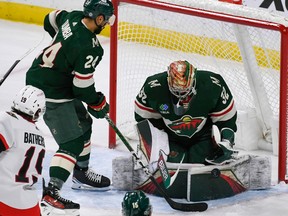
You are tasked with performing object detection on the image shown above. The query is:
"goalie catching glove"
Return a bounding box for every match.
[205,126,238,165]
[88,92,109,119]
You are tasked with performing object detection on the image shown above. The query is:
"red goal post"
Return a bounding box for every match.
[109,0,288,183]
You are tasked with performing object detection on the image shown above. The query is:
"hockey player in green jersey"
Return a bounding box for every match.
[25,0,115,214]
[135,60,238,166]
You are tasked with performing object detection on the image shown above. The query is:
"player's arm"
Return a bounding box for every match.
[0,114,14,153]
[71,51,109,119]
[209,74,237,145]
[74,82,109,120]
[134,80,165,130]
[72,50,103,104]
[43,10,68,38]
[205,75,238,165]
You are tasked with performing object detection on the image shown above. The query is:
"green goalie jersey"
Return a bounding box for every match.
[135,70,237,144]
[26,10,104,105]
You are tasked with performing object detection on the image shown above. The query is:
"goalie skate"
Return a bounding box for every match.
[72,166,111,191]
[41,182,80,216]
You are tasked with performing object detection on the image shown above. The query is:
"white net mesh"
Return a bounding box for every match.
[115,2,281,139]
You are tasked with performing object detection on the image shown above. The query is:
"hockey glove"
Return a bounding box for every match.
[205,141,238,165]
[88,93,109,119]
[206,125,238,165]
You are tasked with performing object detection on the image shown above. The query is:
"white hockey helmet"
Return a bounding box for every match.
[12,85,46,121]
[167,60,196,99]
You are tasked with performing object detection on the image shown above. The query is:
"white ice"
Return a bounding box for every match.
[1,19,288,216]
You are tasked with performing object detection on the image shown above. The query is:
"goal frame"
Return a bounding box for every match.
[109,0,288,183]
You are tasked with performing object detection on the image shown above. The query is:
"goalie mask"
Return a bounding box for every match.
[12,85,46,121]
[83,0,116,26]
[167,60,196,99]
[122,190,152,216]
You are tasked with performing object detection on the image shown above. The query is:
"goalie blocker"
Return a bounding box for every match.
[112,120,271,201]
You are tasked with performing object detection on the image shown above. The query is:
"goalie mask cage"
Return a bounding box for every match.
[109,0,288,183]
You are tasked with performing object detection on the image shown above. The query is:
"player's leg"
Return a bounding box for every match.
[166,142,188,163]
[71,99,110,190]
[187,137,215,164]
[41,100,84,215]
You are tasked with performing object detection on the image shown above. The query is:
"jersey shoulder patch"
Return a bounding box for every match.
[196,70,224,89]
[145,72,167,89]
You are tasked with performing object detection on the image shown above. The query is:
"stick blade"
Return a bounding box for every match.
[149,175,208,212]
[170,201,208,212]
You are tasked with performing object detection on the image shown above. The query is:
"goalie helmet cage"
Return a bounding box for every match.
[109,0,288,183]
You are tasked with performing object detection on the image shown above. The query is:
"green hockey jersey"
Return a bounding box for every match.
[26,10,104,105]
[135,70,237,144]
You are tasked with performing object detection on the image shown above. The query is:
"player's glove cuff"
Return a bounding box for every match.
[88,94,109,119]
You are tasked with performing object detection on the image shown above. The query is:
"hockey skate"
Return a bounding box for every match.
[41,181,80,216]
[72,166,111,191]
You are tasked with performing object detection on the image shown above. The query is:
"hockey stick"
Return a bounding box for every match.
[158,150,185,189]
[0,33,45,86]
[105,114,208,212]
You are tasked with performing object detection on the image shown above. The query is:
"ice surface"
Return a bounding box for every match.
[1,19,288,216]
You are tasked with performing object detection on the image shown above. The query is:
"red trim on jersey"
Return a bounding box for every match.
[74,73,93,80]
[54,153,76,164]
[55,10,62,16]
[89,97,107,110]
[84,142,91,148]
[135,100,157,113]
[0,133,9,150]
[210,101,234,117]
[0,202,40,216]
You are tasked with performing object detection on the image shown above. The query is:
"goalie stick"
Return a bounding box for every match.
[0,33,45,86]
[158,150,185,189]
[105,114,208,212]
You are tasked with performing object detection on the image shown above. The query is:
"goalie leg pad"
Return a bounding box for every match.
[136,120,169,170]
[232,154,271,190]
[112,156,150,190]
[112,156,134,190]
[248,155,271,189]
[204,154,271,190]
[214,154,271,190]
[112,154,271,198]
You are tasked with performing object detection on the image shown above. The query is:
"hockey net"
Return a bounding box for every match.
[109,0,288,182]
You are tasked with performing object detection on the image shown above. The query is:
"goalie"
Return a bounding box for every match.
[112,60,271,201]
[135,60,238,165]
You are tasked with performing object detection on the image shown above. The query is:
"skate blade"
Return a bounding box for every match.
[41,201,80,216]
[71,182,111,191]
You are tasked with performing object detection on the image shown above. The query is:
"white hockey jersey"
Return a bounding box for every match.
[0,111,45,210]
